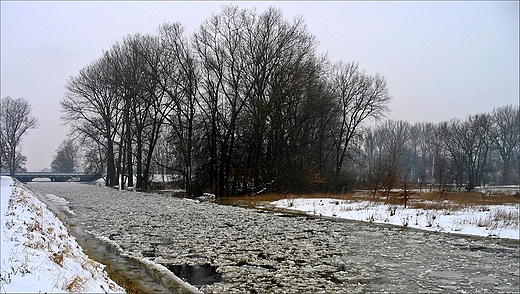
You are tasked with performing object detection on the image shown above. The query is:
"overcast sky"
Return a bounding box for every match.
[1,1,519,171]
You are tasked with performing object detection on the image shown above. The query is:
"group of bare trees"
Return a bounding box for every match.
[61,6,391,195]
[61,6,518,196]
[359,105,519,195]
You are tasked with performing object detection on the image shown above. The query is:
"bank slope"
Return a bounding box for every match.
[0,176,125,293]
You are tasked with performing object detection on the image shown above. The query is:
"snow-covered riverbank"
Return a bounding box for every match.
[270,197,520,240]
[0,176,124,293]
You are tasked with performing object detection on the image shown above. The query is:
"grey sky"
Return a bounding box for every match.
[1,1,519,171]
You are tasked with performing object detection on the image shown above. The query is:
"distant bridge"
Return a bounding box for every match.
[0,172,102,183]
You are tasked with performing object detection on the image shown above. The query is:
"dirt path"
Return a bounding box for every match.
[28,182,519,293]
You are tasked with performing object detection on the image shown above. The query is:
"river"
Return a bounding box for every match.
[27,182,519,293]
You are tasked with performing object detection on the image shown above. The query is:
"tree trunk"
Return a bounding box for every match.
[106,139,117,187]
[136,131,143,190]
[125,96,134,188]
[9,147,16,176]
[502,157,511,185]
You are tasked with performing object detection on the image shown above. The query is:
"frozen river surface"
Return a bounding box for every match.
[28,182,519,293]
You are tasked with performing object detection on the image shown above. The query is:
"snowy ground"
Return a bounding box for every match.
[271,197,519,240]
[0,176,125,293]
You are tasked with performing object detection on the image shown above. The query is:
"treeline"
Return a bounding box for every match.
[61,6,518,196]
[356,106,519,196]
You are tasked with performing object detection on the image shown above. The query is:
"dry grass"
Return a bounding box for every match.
[26,218,43,233]
[472,208,519,230]
[64,275,88,292]
[50,243,74,267]
[413,191,519,206]
[14,189,28,204]
[229,190,519,208]
[51,252,65,266]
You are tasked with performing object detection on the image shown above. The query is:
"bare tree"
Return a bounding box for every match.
[192,5,254,196]
[51,139,81,172]
[0,96,39,175]
[157,22,199,196]
[380,120,410,197]
[408,122,436,188]
[63,33,169,190]
[431,124,453,194]
[492,105,520,185]
[328,62,391,179]
[61,55,123,187]
[119,33,167,190]
[361,120,410,197]
[440,114,495,191]
[239,7,327,194]
[437,120,465,188]
[82,136,105,176]
[361,127,386,197]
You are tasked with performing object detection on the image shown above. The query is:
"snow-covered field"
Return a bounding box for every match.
[0,176,125,293]
[271,197,519,240]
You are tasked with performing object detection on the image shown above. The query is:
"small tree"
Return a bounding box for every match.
[51,139,81,172]
[0,97,39,175]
